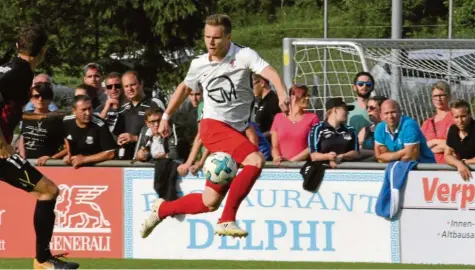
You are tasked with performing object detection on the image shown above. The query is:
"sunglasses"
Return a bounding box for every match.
[366,105,377,111]
[356,81,373,88]
[32,94,51,100]
[106,84,122,90]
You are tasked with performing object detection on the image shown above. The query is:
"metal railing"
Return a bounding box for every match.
[28,159,467,171]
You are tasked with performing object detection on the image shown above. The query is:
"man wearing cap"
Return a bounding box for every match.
[309,97,359,168]
[374,99,435,163]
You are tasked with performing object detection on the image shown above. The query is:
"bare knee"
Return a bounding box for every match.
[34,177,59,200]
[242,151,265,168]
[203,187,224,212]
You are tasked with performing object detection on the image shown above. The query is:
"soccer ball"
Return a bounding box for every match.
[203,152,238,185]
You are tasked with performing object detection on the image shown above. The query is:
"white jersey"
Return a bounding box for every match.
[184,43,269,132]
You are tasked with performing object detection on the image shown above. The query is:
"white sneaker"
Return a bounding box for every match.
[140,198,164,238]
[214,221,248,238]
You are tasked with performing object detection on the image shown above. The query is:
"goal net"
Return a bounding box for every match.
[283,38,475,123]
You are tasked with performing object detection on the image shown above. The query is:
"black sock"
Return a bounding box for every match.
[34,199,56,263]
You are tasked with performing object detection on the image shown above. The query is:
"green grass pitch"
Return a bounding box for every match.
[0,259,473,269]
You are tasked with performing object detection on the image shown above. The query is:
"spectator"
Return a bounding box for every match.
[75,83,102,108]
[375,99,435,163]
[176,98,210,177]
[253,73,280,140]
[83,62,107,109]
[96,72,124,132]
[271,84,319,165]
[347,71,374,134]
[135,108,168,162]
[444,99,475,181]
[74,86,88,97]
[421,81,454,164]
[171,85,203,156]
[358,95,388,160]
[248,122,271,161]
[113,71,166,160]
[15,74,57,151]
[19,82,65,165]
[24,74,58,112]
[309,97,359,168]
[63,95,116,168]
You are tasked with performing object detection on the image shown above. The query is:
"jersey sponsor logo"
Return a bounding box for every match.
[0,66,11,73]
[343,133,352,140]
[86,136,94,144]
[206,75,237,104]
[54,184,111,233]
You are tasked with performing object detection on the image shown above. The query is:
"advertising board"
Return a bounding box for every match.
[0,167,123,258]
[124,168,395,263]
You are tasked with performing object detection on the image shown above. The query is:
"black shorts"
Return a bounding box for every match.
[0,154,44,192]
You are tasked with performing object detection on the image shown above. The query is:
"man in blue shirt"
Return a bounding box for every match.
[374,99,435,163]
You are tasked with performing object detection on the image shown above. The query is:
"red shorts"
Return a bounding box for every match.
[200,119,258,164]
[200,119,259,194]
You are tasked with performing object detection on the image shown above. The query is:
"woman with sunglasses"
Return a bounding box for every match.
[347,72,375,135]
[358,96,387,161]
[270,84,319,165]
[18,82,66,165]
[420,81,455,164]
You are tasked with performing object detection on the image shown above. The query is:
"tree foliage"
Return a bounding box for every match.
[0,0,471,93]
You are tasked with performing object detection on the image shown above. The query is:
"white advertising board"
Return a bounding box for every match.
[124,168,396,263]
[401,171,475,265]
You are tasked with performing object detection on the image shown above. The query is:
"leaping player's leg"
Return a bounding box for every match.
[198,119,264,238]
[215,151,264,237]
[140,183,226,238]
[0,154,79,269]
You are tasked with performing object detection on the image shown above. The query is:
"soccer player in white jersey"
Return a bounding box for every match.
[140,14,289,238]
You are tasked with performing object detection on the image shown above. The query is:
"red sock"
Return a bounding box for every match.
[158,193,209,219]
[220,165,261,223]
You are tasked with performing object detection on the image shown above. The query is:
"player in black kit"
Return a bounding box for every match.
[0,24,79,269]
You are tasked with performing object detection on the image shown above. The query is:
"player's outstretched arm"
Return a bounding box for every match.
[158,82,192,137]
[259,66,289,113]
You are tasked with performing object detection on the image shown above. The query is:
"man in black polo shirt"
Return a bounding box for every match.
[309,98,359,168]
[113,71,166,159]
[63,95,117,168]
[252,73,280,140]
[445,99,475,181]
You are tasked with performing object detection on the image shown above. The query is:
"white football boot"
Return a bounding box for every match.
[215,221,248,238]
[140,198,164,238]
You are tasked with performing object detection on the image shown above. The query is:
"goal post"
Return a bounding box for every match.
[283,38,475,123]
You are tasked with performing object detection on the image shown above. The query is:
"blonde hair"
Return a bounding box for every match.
[205,14,232,35]
[431,81,451,97]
